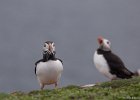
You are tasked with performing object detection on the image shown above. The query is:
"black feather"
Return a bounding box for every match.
[97,48,134,79]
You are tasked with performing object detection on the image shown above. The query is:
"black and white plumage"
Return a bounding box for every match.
[93,36,140,80]
[35,41,63,90]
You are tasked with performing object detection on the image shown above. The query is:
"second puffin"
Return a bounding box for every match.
[93,36,140,80]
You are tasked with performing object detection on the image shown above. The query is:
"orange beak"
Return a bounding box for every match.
[98,36,103,44]
[48,44,53,52]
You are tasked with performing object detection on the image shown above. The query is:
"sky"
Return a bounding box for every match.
[0,0,140,92]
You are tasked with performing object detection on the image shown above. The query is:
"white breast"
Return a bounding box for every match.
[36,60,63,85]
[93,51,116,79]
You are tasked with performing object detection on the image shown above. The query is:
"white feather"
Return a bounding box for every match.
[36,60,63,85]
[93,51,116,80]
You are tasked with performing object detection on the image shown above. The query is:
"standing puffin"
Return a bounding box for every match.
[93,36,140,80]
[35,41,63,90]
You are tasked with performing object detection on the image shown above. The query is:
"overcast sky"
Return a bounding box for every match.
[0,0,140,92]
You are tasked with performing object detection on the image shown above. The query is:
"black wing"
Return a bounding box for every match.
[34,52,50,75]
[35,65,37,75]
[56,58,63,64]
[35,59,43,75]
[103,52,134,78]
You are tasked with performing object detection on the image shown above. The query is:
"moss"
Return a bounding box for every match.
[1,77,140,100]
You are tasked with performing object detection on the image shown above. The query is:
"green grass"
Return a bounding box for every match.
[1,77,140,100]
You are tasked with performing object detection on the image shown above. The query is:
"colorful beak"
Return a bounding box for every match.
[98,36,103,44]
[48,44,53,52]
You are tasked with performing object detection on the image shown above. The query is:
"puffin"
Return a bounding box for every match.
[35,41,63,90]
[93,36,140,80]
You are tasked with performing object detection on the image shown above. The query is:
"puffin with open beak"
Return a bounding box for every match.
[35,41,63,90]
[93,36,140,80]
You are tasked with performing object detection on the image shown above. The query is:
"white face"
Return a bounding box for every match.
[43,42,55,54]
[102,39,111,51]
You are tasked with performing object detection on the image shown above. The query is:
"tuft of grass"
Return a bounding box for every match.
[1,77,140,100]
[0,93,10,99]
[100,76,140,88]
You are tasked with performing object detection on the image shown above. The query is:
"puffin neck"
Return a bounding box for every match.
[48,54,56,60]
[43,51,56,61]
[97,48,111,54]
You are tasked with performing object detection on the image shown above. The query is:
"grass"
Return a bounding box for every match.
[1,77,140,100]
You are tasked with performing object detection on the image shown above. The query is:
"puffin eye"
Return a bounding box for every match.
[44,44,46,47]
[107,41,109,44]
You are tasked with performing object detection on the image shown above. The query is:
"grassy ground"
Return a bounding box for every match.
[1,77,140,100]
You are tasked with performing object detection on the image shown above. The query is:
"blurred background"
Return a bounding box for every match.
[0,0,140,92]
